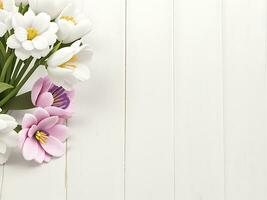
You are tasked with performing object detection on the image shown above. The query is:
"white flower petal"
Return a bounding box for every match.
[0,141,7,154]
[0,120,7,132]
[47,47,74,66]
[32,36,48,50]
[22,40,34,51]
[7,35,21,48]
[56,20,73,42]
[47,22,58,33]
[3,0,16,12]
[31,47,50,58]
[15,48,30,60]
[15,0,29,6]
[12,13,26,29]
[23,9,35,26]
[73,19,92,38]
[0,131,18,148]
[29,0,69,19]
[15,27,27,42]
[59,3,76,17]
[42,32,57,46]
[0,23,7,37]
[71,40,82,49]
[32,12,51,33]
[0,149,11,164]
[73,64,90,81]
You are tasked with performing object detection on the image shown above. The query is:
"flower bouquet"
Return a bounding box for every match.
[0,0,92,164]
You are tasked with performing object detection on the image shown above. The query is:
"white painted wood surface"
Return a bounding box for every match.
[174,0,224,199]
[1,0,267,199]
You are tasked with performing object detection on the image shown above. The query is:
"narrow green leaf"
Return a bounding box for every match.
[0,41,6,59]
[0,82,13,94]
[0,53,14,82]
[4,91,34,110]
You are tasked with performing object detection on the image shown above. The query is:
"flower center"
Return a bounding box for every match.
[59,55,78,69]
[27,27,39,40]
[60,16,77,25]
[35,131,48,144]
[49,85,71,109]
[0,1,3,10]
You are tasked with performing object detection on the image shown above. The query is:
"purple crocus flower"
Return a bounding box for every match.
[31,76,74,118]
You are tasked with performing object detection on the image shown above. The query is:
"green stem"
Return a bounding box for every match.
[14,57,33,86]
[10,60,23,85]
[6,56,16,83]
[0,60,41,107]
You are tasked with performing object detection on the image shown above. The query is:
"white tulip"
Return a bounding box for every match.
[0,12,9,37]
[7,9,58,60]
[0,0,17,36]
[47,40,92,90]
[0,111,18,164]
[15,0,28,6]
[0,0,16,12]
[56,4,92,44]
[29,0,69,19]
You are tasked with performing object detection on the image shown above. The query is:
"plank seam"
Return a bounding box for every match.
[172,0,176,199]
[220,0,226,199]
[0,165,4,200]
[123,0,128,199]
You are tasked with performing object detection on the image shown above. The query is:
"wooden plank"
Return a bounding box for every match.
[124,0,174,199]
[223,0,267,199]
[174,0,224,199]
[67,0,125,199]
[2,68,66,200]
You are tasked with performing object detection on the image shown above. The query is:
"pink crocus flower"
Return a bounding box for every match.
[19,107,70,163]
[31,76,74,118]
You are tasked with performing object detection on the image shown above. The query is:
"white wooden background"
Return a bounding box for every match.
[1,0,267,199]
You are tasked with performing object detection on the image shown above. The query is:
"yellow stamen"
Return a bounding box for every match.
[60,16,77,25]
[27,27,39,40]
[59,55,78,69]
[35,131,48,144]
[0,1,3,10]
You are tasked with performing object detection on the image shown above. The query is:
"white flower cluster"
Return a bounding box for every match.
[1,0,92,89]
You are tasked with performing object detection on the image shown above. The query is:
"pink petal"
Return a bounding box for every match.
[45,106,71,118]
[34,144,45,163]
[31,77,44,105]
[44,153,51,163]
[18,128,28,149]
[38,116,59,130]
[41,136,64,157]
[22,137,38,160]
[48,124,70,142]
[33,107,50,122]
[41,76,52,93]
[27,125,38,138]
[36,92,54,108]
[22,114,37,128]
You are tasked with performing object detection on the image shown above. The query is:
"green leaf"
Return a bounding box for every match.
[0,41,6,59]
[4,91,34,110]
[15,125,22,133]
[0,82,13,94]
[0,53,14,82]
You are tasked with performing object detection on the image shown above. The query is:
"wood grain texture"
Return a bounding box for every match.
[223,0,267,199]
[125,0,174,199]
[67,0,125,200]
[1,0,267,199]
[174,0,224,199]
